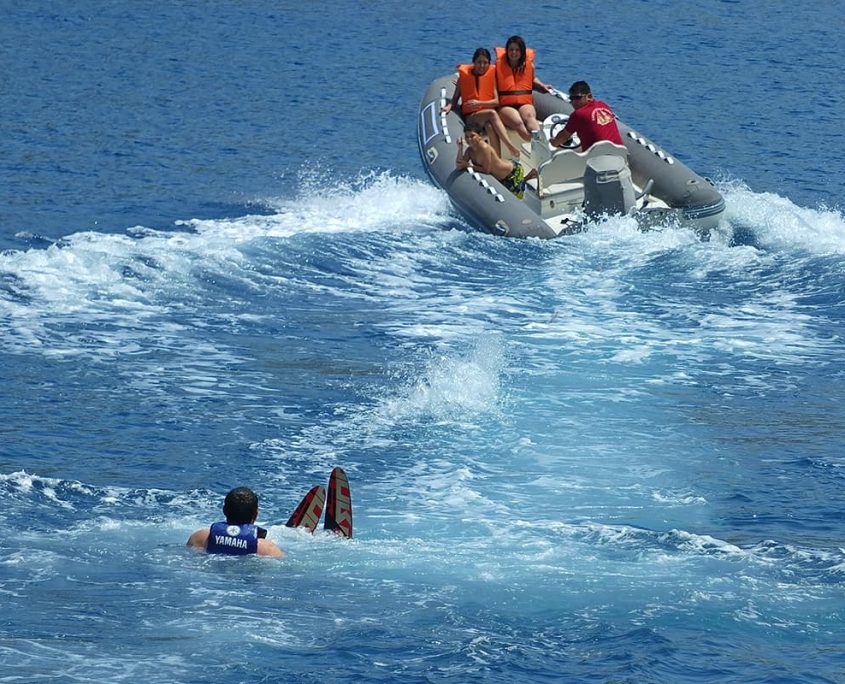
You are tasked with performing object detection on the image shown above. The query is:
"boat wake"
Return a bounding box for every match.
[1,171,842,363]
[720,178,845,255]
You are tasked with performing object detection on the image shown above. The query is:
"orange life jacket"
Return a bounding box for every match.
[494,47,535,107]
[456,64,497,115]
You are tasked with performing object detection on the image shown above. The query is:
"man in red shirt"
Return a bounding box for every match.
[550,81,623,151]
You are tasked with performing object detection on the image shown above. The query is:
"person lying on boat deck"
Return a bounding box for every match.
[550,81,624,152]
[442,47,521,159]
[456,122,538,200]
[495,35,552,142]
[187,486,284,558]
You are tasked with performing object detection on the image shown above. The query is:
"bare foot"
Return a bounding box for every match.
[507,143,521,158]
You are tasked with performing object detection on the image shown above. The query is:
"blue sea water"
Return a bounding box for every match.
[2,1,844,682]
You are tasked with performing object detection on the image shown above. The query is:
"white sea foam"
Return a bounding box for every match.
[3,175,840,382]
[516,185,842,379]
[0,469,214,520]
[0,173,453,359]
[379,337,505,424]
[723,180,845,255]
[258,333,507,490]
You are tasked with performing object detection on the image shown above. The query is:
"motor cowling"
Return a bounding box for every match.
[583,155,636,218]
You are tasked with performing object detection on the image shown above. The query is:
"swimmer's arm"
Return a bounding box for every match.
[186,528,209,551]
[257,538,285,558]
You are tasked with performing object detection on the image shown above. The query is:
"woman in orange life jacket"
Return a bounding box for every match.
[495,35,553,142]
[442,48,521,159]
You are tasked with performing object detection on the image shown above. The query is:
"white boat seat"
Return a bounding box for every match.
[538,141,629,197]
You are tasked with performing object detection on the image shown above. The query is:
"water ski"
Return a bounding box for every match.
[285,485,326,532]
[324,466,353,538]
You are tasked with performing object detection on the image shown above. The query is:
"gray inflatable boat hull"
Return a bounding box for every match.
[418,75,725,239]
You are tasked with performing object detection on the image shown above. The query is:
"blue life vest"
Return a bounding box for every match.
[206,522,259,555]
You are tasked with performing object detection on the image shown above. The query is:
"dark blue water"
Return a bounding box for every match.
[2,2,844,682]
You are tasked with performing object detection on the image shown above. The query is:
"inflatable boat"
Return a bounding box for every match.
[417,74,725,238]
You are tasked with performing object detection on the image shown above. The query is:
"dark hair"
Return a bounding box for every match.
[569,81,591,97]
[464,122,485,136]
[472,47,491,62]
[505,35,527,72]
[223,487,259,524]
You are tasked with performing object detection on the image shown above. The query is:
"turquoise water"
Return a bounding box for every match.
[2,2,844,682]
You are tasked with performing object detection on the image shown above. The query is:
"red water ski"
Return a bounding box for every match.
[285,485,326,533]
[324,467,353,539]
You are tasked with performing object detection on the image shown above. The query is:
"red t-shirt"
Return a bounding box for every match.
[563,99,623,150]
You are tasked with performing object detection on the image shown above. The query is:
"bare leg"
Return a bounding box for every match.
[518,104,541,134]
[498,106,531,141]
[488,112,521,158]
[470,110,521,158]
[485,123,504,158]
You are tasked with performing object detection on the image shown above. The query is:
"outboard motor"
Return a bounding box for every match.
[583,155,636,218]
